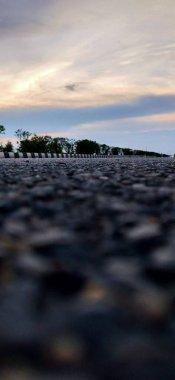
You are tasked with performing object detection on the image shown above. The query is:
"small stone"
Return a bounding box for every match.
[30,228,72,248]
[16,253,50,275]
[105,258,139,279]
[47,334,84,365]
[80,280,110,304]
[126,222,160,240]
[4,220,27,237]
[133,289,171,323]
[132,183,147,191]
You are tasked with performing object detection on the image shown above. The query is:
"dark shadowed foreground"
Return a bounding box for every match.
[0,157,175,379]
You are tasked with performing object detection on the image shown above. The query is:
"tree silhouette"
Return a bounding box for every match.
[76,139,100,154]
[3,141,13,152]
[15,129,32,144]
[0,125,5,134]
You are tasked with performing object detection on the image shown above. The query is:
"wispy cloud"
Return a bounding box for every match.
[0,0,175,108]
[66,114,175,140]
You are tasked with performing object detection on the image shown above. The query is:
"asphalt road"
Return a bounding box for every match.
[0,157,175,380]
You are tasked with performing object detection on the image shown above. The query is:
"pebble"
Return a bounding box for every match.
[126,222,160,240]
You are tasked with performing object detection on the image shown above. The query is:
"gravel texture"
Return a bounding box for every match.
[0,157,175,379]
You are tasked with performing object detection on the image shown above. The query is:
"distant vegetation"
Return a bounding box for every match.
[0,126,170,156]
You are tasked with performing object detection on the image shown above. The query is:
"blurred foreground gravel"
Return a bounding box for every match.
[0,157,175,379]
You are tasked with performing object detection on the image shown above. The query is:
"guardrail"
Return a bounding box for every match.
[0,152,117,159]
[0,152,170,159]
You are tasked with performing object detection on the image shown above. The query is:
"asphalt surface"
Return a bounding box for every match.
[0,157,175,380]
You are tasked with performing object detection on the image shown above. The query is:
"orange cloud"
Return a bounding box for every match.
[37,132,65,137]
[139,113,175,123]
[0,137,17,144]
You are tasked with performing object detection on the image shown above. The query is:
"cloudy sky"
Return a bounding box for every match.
[0,0,175,153]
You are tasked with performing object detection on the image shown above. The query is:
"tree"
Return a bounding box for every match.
[3,141,14,152]
[122,148,133,155]
[18,135,76,154]
[54,137,75,154]
[0,125,6,151]
[15,129,24,142]
[76,139,100,154]
[111,147,120,155]
[0,125,5,134]
[19,135,51,153]
[63,138,76,154]
[47,138,62,154]
[15,129,32,145]
[23,131,32,140]
[100,144,110,155]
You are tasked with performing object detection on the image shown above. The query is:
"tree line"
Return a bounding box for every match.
[0,126,169,157]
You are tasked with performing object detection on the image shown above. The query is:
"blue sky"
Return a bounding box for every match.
[0,0,175,153]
